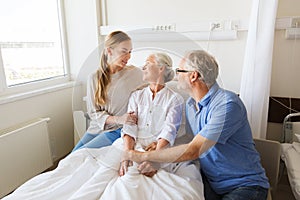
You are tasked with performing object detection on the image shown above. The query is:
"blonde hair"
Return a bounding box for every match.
[95,31,131,106]
[153,52,174,83]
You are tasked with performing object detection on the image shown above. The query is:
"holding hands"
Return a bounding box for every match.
[114,111,137,125]
[119,142,159,177]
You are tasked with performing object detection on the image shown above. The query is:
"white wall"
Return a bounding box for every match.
[97,0,300,141]
[102,0,251,93]
[64,0,100,81]
[106,0,252,25]
[0,87,74,161]
[102,0,300,97]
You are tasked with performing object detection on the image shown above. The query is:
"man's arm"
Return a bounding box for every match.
[127,134,216,163]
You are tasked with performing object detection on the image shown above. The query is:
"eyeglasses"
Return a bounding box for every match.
[175,68,195,74]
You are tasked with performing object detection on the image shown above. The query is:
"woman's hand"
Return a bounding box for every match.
[119,160,133,176]
[144,141,157,151]
[115,111,137,125]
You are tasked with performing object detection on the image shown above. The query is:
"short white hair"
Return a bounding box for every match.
[185,50,219,88]
[152,52,175,83]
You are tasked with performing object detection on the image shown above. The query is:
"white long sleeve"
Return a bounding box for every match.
[122,86,184,147]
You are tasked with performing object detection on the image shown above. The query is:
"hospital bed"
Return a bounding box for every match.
[2,80,280,200]
[2,81,204,200]
[280,113,300,200]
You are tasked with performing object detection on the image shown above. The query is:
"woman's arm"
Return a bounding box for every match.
[86,74,110,130]
[156,138,170,150]
[106,112,137,126]
[119,134,135,176]
[86,73,138,130]
[155,94,184,146]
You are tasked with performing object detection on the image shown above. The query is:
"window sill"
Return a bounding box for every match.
[0,81,76,105]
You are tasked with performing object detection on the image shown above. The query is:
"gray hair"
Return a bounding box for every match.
[185,50,219,88]
[153,52,175,83]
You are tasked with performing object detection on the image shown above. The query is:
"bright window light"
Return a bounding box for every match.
[0,0,66,87]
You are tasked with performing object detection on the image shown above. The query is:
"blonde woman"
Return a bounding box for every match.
[73,31,144,151]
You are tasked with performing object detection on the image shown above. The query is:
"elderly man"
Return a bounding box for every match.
[125,50,269,200]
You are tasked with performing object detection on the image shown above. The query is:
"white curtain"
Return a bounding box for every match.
[240,0,278,139]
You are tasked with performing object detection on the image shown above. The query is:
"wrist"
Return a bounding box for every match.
[114,116,119,125]
[142,152,149,162]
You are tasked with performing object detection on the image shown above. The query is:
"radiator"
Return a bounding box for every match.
[0,118,53,198]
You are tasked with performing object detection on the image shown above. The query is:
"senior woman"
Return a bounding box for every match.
[119,52,183,176]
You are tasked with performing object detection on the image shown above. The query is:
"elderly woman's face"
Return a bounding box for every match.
[142,55,162,83]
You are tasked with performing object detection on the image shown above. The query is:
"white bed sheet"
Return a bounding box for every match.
[281,142,300,200]
[3,140,204,200]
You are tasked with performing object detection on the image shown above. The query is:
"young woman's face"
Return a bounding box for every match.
[108,40,132,69]
[142,55,162,83]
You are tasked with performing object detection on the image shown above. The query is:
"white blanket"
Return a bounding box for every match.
[281,142,300,200]
[3,141,204,200]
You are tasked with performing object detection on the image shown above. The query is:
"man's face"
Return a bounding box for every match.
[176,58,192,91]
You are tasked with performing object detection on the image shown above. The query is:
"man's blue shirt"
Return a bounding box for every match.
[186,83,269,194]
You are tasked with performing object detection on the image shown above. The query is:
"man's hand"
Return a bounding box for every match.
[137,161,158,177]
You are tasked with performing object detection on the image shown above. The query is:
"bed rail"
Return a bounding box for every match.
[281,112,300,143]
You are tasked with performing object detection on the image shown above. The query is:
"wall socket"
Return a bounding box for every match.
[210,21,223,31]
[153,24,176,31]
[292,17,300,28]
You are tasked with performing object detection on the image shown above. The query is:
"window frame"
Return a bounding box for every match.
[0,0,71,97]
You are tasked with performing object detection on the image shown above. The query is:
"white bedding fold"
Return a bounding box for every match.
[3,143,204,200]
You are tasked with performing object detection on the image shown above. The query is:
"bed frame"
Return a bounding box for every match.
[280,112,300,200]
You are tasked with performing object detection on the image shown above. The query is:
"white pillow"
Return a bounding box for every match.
[293,133,300,143]
[292,142,300,154]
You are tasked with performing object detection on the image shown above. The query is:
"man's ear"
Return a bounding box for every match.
[190,71,199,83]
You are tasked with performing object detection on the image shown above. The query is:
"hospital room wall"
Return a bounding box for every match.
[0,87,74,162]
[103,0,300,97]
[65,0,300,141]
[267,0,300,141]
[100,0,300,141]
[103,0,251,93]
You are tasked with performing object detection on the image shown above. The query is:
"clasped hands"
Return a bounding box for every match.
[119,141,158,178]
[115,111,137,125]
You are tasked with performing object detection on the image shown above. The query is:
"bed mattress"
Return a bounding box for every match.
[281,142,300,200]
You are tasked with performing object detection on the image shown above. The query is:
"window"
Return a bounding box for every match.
[0,0,68,90]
